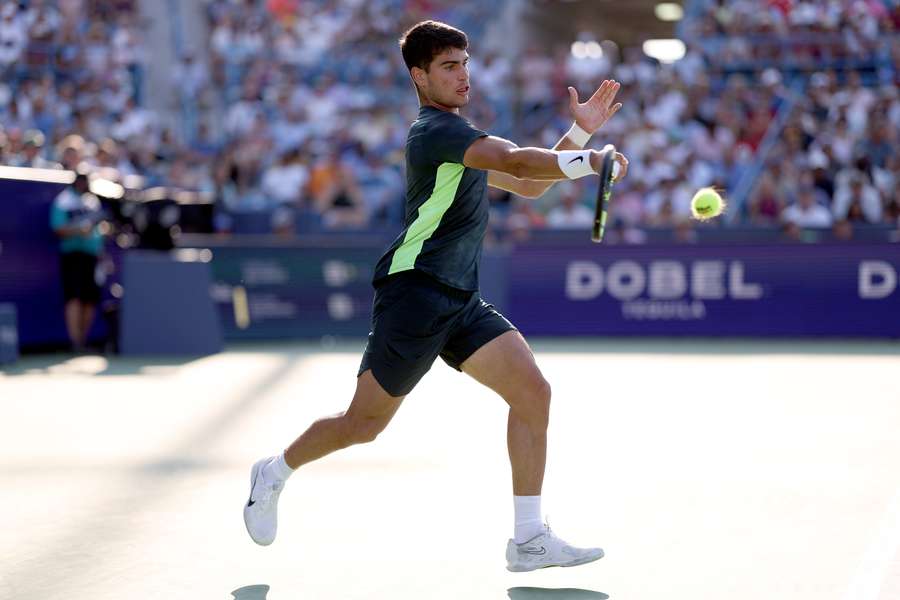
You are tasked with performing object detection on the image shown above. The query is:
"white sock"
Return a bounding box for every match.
[262,452,294,483]
[514,495,544,543]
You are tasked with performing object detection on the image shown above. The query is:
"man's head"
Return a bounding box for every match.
[399,20,470,110]
[23,129,44,158]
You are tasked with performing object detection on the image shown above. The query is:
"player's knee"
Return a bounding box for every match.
[534,378,552,427]
[511,376,551,431]
[354,424,382,445]
[344,414,387,445]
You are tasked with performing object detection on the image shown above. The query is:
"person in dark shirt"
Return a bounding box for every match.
[244,20,629,571]
[50,173,104,352]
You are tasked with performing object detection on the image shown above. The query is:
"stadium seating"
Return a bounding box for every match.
[0,0,896,238]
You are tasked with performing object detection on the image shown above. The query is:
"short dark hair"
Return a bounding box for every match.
[399,20,468,73]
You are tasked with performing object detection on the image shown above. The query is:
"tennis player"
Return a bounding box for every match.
[244,20,629,572]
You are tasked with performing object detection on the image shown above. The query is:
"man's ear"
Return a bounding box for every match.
[411,66,427,89]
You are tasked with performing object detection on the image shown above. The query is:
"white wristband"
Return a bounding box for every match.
[565,122,591,148]
[557,150,595,179]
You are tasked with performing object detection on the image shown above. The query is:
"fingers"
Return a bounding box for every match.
[613,152,629,182]
[603,81,621,106]
[589,79,621,106]
[568,86,578,109]
[589,80,609,103]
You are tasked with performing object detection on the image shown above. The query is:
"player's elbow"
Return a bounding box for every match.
[471,146,524,178]
[503,149,530,179]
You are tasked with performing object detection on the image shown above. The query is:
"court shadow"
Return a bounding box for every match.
[231,584,270,600]
[508,588,609,600]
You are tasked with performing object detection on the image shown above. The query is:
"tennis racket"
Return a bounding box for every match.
[591,144,617,243]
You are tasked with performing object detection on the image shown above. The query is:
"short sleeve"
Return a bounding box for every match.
[426,113,487,165]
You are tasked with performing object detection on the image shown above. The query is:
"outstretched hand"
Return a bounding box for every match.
[568,80,623,134]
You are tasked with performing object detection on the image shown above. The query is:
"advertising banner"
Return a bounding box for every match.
[201,244,377,340]
[506,243,900,337]
[6,217,900,346]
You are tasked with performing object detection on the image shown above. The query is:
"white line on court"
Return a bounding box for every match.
[843,485,900,600]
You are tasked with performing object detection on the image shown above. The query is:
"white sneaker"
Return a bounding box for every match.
[506,523,604,572]
[243,457,285,546]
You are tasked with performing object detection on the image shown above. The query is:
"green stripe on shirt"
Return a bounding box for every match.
[389,162,465,275]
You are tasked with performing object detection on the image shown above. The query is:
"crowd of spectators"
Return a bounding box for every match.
[0,0,897,241]
[534,49,899,242]
[198,0,900,239]
[748,69,898,237]
[0,0,157,175]
[195,0,497,233]
[688,0,900,69]
[490,0,899,242]
[491,42,775,239]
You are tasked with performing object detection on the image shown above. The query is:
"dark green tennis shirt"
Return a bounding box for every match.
[372,106,489,291]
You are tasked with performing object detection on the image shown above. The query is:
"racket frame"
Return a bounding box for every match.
[591,144,617,243]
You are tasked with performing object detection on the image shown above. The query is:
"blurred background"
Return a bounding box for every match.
[0,0,898,356]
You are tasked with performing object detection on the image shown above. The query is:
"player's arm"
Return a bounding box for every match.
[465,136,628,185]
[486,135,582,198]
[464,135,602,181]
[54,224,91,238]
[487,80,623,199]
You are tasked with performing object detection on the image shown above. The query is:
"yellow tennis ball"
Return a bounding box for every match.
[690,188,726,221]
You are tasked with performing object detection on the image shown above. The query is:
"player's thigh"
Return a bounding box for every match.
[347,369,405,429]
[459,330,550,408]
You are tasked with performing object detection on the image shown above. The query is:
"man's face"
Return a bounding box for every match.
[413,47,470,109]
[62,147,80,168]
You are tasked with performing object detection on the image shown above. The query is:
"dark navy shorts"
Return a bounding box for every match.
[61,251,100,303]
[358,270,517,397]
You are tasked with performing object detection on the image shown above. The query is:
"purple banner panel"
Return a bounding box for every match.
[0,175,71,347]
[506,243,900,337]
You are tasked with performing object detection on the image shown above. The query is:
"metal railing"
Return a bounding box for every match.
[726,79,804,224]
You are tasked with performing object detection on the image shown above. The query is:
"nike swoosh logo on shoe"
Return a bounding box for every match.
[247,468,259,507]
[521,546,547,555]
